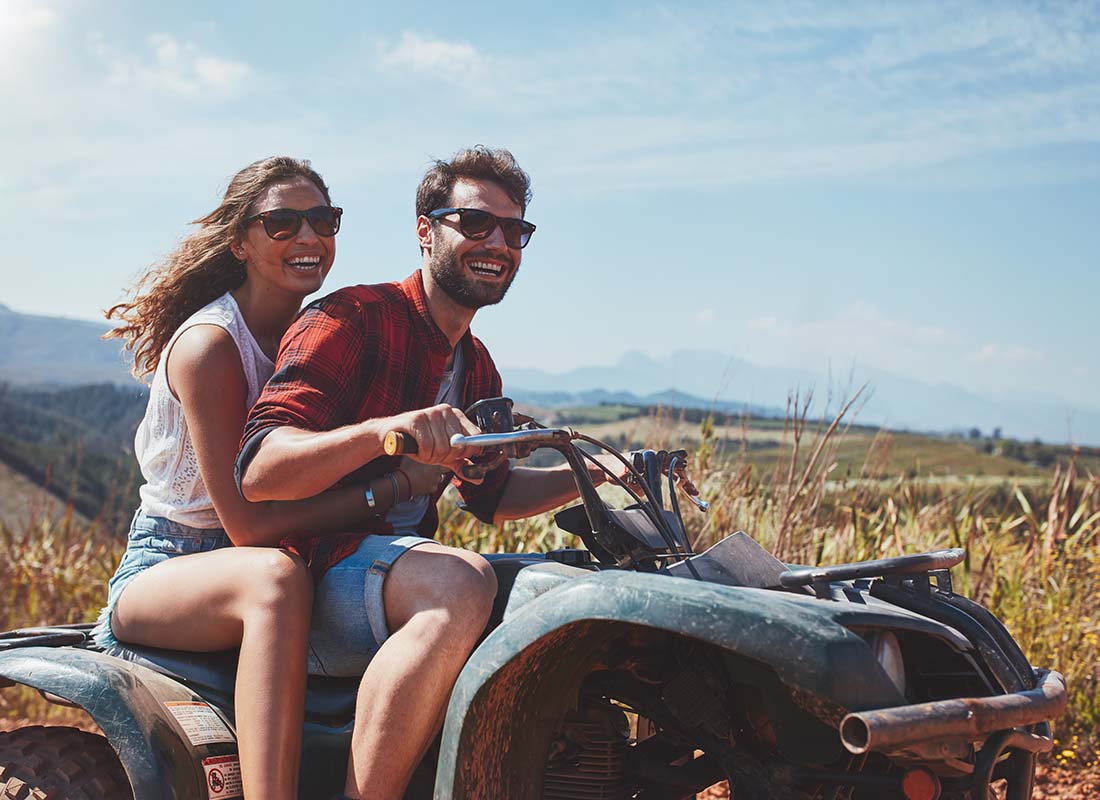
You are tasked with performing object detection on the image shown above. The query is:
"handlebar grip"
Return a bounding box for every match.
[384,431,417,456]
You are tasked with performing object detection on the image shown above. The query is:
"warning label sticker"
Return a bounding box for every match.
[164,701,236,746]
[202,754,243,799]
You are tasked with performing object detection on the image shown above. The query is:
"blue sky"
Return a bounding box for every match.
[3,0,1098,418]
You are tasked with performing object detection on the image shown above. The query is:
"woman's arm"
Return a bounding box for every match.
[168,324,393,547]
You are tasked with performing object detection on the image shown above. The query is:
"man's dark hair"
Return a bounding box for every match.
[416,145,532,219]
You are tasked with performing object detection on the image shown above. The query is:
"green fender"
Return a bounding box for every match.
[0,647,234,800]
[434,569,915,799]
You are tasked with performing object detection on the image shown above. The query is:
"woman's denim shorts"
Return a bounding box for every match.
[93,509,433,676]
[92,509,232,652]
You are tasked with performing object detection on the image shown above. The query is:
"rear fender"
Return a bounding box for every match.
[0,647,234,800]
[434,570,906,800]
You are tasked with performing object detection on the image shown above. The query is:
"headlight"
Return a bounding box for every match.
[865,630,906,696]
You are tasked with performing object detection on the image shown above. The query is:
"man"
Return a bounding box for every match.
[237,146,612,799]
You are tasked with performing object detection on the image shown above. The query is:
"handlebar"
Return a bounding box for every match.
[383,427,577,457]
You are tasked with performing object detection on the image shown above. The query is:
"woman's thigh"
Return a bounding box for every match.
[112,546,310,651]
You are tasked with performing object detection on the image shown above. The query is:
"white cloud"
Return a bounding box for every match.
[743,304,959,375]
[0,3,58,38]
[973,343,1044,363]
[92,32,253,97]
[750,304,955,344]
[694,308,716,323]
[375,32,484,74]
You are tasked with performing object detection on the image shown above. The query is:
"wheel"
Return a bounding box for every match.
[0,726,132,800]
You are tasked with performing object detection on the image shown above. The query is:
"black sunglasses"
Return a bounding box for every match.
[427,207,536,249]
[243,206,343,240]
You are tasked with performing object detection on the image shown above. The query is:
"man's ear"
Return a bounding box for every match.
[416,215,433,254]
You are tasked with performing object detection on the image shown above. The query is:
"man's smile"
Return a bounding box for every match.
[465,258,510,278]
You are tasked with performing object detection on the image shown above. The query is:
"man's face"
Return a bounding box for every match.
[425,178,524,310]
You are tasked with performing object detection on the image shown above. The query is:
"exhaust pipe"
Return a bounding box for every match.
[840,669,1066,755]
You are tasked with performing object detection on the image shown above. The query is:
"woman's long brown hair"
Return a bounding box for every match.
[105,156,332,379]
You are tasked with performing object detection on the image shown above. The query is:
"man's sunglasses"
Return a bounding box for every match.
[243,206,343,240]
[427,208,536,249]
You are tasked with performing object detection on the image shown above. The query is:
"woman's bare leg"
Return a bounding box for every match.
[112,547,312,800]
[343,543,497,799]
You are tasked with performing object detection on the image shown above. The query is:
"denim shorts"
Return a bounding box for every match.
[307,534,434,676]
[92,509,232,652]
[93,511,433,676]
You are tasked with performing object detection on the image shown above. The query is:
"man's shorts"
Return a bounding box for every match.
[307,533,434,676]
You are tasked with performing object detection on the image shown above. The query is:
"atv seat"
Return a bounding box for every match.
[101,556,590,727]
[105,643,361,725]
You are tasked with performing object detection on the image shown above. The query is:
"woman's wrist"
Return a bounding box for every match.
[394,468,413,499]
[364,474,402,512]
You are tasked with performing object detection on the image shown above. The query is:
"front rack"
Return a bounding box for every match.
[778,549,965,599]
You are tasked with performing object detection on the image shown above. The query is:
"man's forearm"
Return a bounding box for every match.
[492,455,620,524]
[241,420,388,501]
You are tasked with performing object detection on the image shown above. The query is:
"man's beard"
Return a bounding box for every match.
[429,239,517,310]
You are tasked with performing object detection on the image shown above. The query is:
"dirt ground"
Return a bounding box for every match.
[696,760,1100,799]
[4,715,1097,797]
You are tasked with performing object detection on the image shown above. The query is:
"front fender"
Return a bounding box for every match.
[435,569,909,799]
[0,647,234,800]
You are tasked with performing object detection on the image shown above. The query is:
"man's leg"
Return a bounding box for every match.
[343,543,497,799]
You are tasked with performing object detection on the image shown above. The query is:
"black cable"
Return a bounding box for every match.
[574,433,689,564]
[668,457,702,580]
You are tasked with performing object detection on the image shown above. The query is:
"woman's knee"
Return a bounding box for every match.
[242,549,313,617]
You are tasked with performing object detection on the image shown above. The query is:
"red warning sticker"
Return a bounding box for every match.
[202,754,243,799]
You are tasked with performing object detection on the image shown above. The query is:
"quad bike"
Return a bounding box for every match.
[0,397,1066,799]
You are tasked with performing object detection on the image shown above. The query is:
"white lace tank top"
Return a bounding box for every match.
[135,293,275,528]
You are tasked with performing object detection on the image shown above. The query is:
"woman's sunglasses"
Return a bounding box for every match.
[427,207,536,249]
[243,206,343,240]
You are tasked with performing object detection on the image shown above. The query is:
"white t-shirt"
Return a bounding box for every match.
[386,346,465,534]
[135,293,274,528]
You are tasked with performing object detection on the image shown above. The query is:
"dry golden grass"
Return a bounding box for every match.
[3,398,1098,761]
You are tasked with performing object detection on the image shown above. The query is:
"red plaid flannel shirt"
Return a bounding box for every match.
[237,270,510,576]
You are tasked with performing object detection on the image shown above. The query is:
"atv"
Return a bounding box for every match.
[0,397,1065,799]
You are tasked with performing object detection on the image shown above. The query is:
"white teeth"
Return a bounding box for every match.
[287,256,322,270]
[468,260,504,276]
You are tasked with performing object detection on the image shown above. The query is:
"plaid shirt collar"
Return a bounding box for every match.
[403,269,485,368]
[404,270,452,355]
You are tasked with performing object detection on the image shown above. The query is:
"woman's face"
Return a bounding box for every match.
[233,177,336,298]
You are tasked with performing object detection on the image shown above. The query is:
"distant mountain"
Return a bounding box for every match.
[2,305,1097,445]
[510,386,785,420]
[501,350,1100,445]
[0,304,132,386]
[0,382,145,523]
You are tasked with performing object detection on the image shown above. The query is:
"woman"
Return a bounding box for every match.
[94,157,443,799]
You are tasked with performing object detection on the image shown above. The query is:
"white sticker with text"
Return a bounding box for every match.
[164,701,236,746]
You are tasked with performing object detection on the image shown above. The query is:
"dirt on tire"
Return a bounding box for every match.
[0,725,132,800]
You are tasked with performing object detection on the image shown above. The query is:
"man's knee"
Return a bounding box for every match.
[386,546,497,633]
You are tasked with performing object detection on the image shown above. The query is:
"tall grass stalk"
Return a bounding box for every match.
[4,408,1098,749]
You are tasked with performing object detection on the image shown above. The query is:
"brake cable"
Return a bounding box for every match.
[573,433,691,566]
[668,456,702,580]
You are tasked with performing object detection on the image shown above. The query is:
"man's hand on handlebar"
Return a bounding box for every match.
[386,404,482,470]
